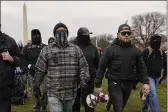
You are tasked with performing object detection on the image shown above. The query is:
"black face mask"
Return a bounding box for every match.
[77,35,90,46]
[54,30,68,48]
[150,38,161,50]
[31,34,42,45]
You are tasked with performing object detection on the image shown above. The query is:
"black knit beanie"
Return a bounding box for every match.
[53,22,69,37]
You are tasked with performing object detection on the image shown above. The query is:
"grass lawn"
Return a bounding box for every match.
[12,78,167,112]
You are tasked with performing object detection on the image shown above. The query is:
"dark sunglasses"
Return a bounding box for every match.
[120,31,131,36]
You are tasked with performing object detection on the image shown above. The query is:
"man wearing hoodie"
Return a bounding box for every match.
[72,27,100,112]
[22,29,47,112]
[95,23,150,112]
[33,23,90,112]
[0,24,23,112]
[48,37,55,45]
[141,34,167,112]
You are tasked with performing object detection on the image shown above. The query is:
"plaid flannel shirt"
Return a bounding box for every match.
[34,42,90,101]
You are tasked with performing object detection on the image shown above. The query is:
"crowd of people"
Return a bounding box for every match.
[0,22,167,112]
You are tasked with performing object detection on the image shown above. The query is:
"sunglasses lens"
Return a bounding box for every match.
[127,32,131,35]
[121,32,126,36]
[121,32,131,36]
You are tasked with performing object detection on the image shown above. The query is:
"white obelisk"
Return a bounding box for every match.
[23,3,28,45]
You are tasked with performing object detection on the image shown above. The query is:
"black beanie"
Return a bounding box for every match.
[53,22,69,37]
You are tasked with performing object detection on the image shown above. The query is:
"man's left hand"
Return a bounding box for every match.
[2,51,13,62]
[142,84,150,95]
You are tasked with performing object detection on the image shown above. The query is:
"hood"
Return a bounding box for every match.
[150,34,161,50]
[31,29,42,45]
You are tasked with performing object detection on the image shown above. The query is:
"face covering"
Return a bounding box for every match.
[31,34,42,45]
[150,37,161,50]
[54,30,68,48]
[77,35,90,46]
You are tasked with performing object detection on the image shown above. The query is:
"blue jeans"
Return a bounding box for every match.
[48,97,75,112]
[142,77,159,112]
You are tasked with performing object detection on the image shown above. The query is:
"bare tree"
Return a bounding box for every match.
[160,34,167,51]
[131,12,166,48]
[91,33,114,50]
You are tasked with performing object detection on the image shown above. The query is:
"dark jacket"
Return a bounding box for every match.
[73,38,100,81]
[141,48,167,78]
[0,33,23,88]
[95,38,149,88]
[22,43,46,75]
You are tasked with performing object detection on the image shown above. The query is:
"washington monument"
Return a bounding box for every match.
[23,3,28,45]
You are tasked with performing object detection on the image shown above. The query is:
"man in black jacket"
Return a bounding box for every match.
[141,34,167,112]
[95,23,150,112]
[22,29,47,112]
[72,27,100,112]
[0,24,23,112]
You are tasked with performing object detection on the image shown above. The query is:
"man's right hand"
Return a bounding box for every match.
[95,87,102,94]
[142,84,150,95]
[28,64,32,69]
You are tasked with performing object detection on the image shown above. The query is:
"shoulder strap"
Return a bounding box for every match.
[159,49,164,68]
[159,49,163,57]
[146,46,153,66]
[147,46,153,59]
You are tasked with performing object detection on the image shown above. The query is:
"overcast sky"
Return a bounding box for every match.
[1,1,166,44]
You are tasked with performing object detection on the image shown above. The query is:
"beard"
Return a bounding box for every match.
[118,36,131,44]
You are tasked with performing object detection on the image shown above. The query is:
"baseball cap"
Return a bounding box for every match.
[118,24,131,33]
[77,27,93,36]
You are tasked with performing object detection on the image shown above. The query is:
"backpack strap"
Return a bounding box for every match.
[159,49,164,70]
[147,46,153,60]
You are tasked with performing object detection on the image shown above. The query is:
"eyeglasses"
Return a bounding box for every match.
[120,31,131,36]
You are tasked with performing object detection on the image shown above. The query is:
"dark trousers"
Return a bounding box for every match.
[108,80,133,112]
[72,88,81,112]
[29,72,48,112]
[72,81,94,112]
[0,87,12,112]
